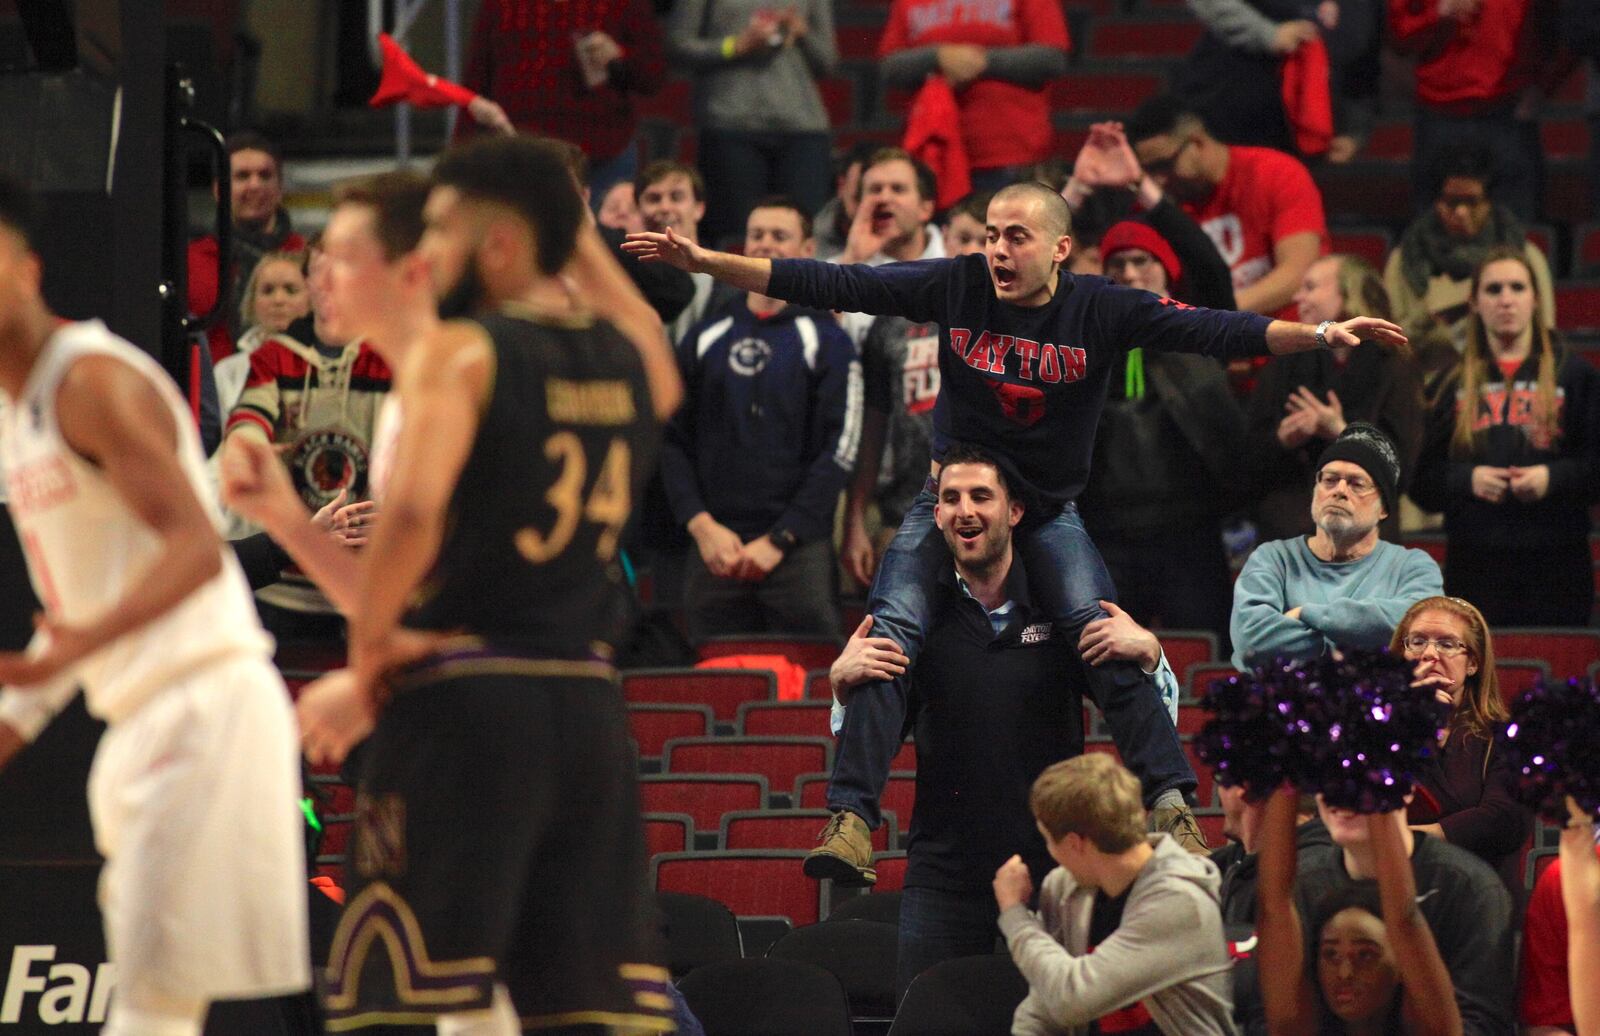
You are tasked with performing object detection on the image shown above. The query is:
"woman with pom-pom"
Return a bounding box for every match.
[1391,596,1531,892]
[1410,247,1600,627]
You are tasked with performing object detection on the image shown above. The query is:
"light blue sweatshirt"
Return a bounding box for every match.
[1230,537,1443,670]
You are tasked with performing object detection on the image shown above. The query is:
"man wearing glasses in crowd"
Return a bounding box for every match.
[1231,423,1443,669]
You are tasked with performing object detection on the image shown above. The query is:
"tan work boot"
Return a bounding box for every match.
[803,810,877,886]
[1151,803,1209,854]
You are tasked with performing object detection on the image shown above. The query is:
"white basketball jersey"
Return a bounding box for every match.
[0,321,273,723]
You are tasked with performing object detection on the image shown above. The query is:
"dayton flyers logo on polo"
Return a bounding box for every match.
[988,381,1046,428]
[947,329,1087,384]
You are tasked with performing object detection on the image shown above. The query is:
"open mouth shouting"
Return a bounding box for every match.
[991,264,1018,293]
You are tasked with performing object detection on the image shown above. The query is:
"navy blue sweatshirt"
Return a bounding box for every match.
[768,254,1273,505]
[660,298,861,544]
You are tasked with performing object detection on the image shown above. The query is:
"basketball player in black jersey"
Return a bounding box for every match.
[284,137,681,1034]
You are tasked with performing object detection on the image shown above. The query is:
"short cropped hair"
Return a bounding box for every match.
[1030,753,1146,852]
[991,181,1073,239]
[860,147,938,207]
[749,195,814,240]
[635,160,706,203]
[936,442,1016,501]
[0,171,40,248]
[226,130,285,172]
[944,190,994,227]
[1125,94,1207,145]
[432,136,585,275]
[332,170,432,259]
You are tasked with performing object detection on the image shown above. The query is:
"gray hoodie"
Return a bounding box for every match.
[998,834,1238,1036]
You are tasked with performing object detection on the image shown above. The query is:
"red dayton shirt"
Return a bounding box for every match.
[879,0,1070,171]
[1179,146,1328,321]
[1389,0,1542,110]
[461,0,665,161]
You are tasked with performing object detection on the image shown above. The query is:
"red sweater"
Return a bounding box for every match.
[1388,0,1541,109]
[461,0,666,161]
[879,0,1069,170]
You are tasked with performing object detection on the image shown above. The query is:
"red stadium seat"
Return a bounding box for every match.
[1577,223,1600,277]
[623,668,776,723]
[1490,629,1600,680]
[1187,662,1240,699]
[663,736,834,794]
[638,775,770,833]
[891,740,917,771]
[806,669,835,700]
[738,700,835,737]
[1176,702,1208,736]
[1193,811,1227,847]
[654,850,824,925]
[1050,72,1163,114]
[1402,535,1447,567]
[635,78,691,122]
[1083,740,1121,762]
[1360,123,1412,160]
[1329,228,1392,268]
[1557,282,1600,332]
[1161,631,1219,684]
[872,852,909,892]
[644,813,694,858]
[1526,224,1556,264]
[1527,848,1558,892]
[795,772,916,830]
[1086,18,1203,59]
[1183,743,1217,807]
[722,809,895,853]
[818,77,855,127]
[696,634,844,673]
[1493,659,1551,707]
[629,704,714,759]
[836,24,882,60]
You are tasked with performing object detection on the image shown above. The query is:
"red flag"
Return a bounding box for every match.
[369,32,478,109]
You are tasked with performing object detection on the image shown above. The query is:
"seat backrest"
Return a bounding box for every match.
[1187,662,1240,700]
[872,852,909,892]
[1159,631,1218,682]
[826,890,903,924]
[805,668,834,700]
[1493,659,1551,708]
[696,634,844,673]
[624,667,776,723]
[722,809,894,853]
[642,813,693,858]
[887,954,1029,1036]
[737,701,834,738]
[628,704,713,759]
[1493,628,1600,679]
[664,737,834,794]
[654,850,824,926]
[654,891,742,979]
[677,958,852,1036]
[637,775,769,833]
[768,920,901,1021]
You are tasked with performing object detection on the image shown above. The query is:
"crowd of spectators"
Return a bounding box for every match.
[162,1,1600,1030]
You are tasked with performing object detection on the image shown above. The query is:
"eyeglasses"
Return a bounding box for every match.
[1401,634,1469,657]
[1316,472,1376,495]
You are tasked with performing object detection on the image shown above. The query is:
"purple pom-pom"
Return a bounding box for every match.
[1197,649,1448,812]
[1499,676,1600,824]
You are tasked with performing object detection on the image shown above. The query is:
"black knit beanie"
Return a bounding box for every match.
[1316,422,1400,515]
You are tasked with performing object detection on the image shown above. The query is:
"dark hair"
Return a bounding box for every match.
[331,170,432,259]
[749,195,813,240]
[1125,94,1206,145]
[945,190,994,227]
[432,136,585,275]
[1427,144,1497,197]
[937,442,1016,500]
[0,171,39,248]
[860,147,938,208]
[225,130,284,171]
[635,160,706,203]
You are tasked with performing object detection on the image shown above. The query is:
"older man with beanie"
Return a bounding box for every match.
[1231,422,1442,669]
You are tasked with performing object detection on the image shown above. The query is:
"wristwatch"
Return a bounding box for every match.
[769,528,799,553]
[1314,319,1335,350]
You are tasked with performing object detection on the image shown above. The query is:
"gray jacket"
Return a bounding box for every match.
[667,0,836,132]
[999,835,1238,1036]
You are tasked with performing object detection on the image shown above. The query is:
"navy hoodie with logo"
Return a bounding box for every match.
[660,297,862,544]
[767,254,1273,507]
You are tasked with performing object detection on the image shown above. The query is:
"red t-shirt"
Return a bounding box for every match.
[1180,146,1329,321]
[1519,847,1600,1028]
[879,0,1070,171]
[1388,0,1536,109]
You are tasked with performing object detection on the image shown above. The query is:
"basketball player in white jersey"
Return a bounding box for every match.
[0,175,309,1035]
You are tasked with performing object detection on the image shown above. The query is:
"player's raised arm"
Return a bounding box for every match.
[0,356,223,687]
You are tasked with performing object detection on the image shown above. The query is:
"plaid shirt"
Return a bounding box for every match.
[462,0,665,160]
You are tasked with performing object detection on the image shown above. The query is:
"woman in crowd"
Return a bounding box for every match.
[667,0,837,247]
[216,248,310,420]
[1390,596,1530,891]
[1411,247,1600,627]
[1246,253,1423,543]
[1257,789,1461,1035]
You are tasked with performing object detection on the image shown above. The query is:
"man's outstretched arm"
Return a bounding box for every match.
[622,227,774,294]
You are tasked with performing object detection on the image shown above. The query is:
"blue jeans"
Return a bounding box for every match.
[896,885,1003,1001]
[696,128,833,249]
[827,488,1196,828]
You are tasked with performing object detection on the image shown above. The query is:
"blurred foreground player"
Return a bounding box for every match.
[273,137,681,1033]
[0,174,310,1034]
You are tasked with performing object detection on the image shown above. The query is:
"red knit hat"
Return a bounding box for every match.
[1100,221,1182,286]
